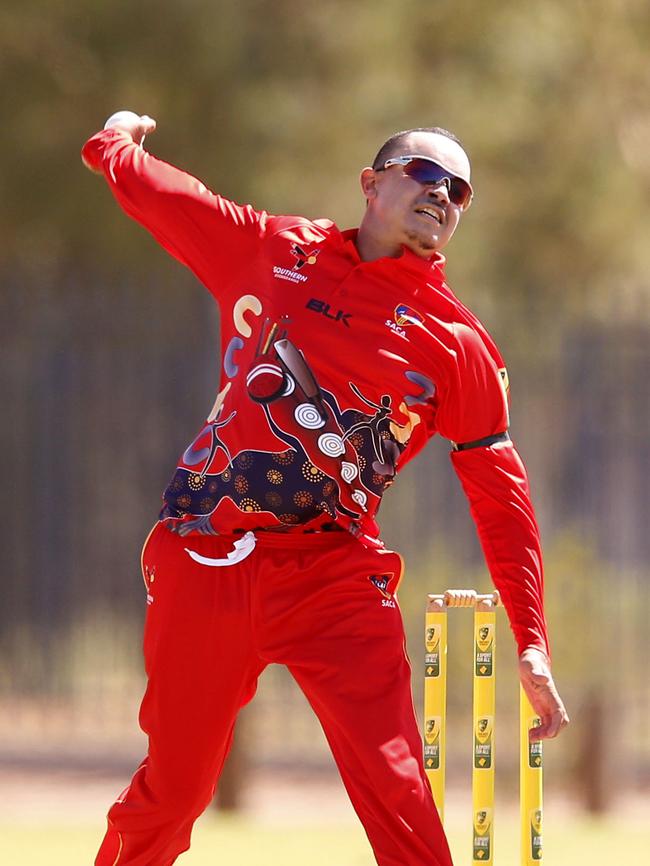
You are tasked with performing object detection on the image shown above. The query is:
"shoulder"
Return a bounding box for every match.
[422,286,510,442]
[433,322,510,443]
[266,214,336,244]
[422,280,506,375]
[451,322,500,369]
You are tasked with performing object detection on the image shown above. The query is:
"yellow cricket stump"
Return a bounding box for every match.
[520,687,543,863]
[472,593,497,864]
[424,595,448,820]
[424,589,543,865]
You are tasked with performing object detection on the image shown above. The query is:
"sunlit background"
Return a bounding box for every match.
[2,1,648,863]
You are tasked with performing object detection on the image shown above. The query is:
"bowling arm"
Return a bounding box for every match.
[81,125,268,293]
[450,439,550,658]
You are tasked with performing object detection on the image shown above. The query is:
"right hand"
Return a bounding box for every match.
[103,111,157,145]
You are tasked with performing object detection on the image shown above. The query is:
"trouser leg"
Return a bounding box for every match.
[292,650,452,866]
[96,524,264,866]
[262,540,453,866]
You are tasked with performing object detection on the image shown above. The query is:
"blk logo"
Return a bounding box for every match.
[306,298,352,327]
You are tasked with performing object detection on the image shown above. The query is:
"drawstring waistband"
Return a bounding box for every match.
[184,531,257,567]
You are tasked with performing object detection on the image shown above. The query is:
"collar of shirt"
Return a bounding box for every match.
[336,227,447,278]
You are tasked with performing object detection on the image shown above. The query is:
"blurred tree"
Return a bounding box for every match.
[1,0,648,815]
[0,0,648,326]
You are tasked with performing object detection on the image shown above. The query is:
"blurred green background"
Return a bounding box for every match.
[1,0,649,863]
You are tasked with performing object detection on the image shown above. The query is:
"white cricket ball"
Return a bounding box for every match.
[104,110,141,130]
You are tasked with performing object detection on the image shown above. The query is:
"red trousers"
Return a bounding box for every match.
[95,522,453,866]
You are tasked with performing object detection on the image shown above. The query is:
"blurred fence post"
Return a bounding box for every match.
[574,688,610,814]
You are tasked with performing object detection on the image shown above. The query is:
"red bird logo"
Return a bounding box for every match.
[291,244,321,271]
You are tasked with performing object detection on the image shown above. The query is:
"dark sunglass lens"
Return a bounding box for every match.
[404,159,471,208]
[449,179,471,208]
[403,159,447,185]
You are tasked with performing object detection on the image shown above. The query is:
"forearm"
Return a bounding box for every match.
[82,128,214,269]
[81,126,267,286]
[451,440,550,657]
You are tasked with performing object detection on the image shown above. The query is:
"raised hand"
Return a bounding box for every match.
[103,111,157,145]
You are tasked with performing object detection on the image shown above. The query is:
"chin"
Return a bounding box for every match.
[404,231,440,256]
[407,244,437,260]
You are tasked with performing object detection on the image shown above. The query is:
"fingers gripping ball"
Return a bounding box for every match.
[102,111,156,145]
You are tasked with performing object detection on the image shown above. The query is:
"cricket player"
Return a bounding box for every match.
[82,112,569,866]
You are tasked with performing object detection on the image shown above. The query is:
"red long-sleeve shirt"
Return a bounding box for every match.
[82,128,550,656]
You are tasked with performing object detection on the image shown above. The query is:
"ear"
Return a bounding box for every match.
[360,167,378,202]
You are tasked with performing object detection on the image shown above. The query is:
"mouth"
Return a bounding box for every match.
[414,204,446,226]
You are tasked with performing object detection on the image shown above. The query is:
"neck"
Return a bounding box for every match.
[356,214,403,262]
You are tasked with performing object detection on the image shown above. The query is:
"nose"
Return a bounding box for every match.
[426,180,450,204]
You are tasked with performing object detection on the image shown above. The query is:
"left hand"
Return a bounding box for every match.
[518,647,570,740]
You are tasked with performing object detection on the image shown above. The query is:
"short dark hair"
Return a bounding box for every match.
[371,127,463,170]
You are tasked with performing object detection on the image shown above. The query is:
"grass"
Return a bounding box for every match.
[1,811,645,865]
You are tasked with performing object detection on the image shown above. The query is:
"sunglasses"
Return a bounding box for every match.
[377,155,473,210]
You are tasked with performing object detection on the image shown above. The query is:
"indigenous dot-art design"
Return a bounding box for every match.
[293,490,314,508]
[302,462,326,483]
[279,513,300,524]
[188,474,205,491]
[236,452,255,470]
[160,326,420,531]
[272,450,295,465]
[239,498,261,512]
[234,475,249,494]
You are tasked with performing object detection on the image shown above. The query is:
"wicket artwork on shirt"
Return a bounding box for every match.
[162,314,420,532]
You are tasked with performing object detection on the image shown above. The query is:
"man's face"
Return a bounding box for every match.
[361,131,471,258]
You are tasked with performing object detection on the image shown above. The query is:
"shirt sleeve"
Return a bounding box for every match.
[451,441,550,657]
[434,323,550,656]
[81,128,268,298]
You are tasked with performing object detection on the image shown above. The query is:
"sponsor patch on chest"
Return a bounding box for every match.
[385,303,424,339]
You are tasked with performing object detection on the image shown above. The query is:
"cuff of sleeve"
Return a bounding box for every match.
[81,128,134,172]
[519,644,551,663]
